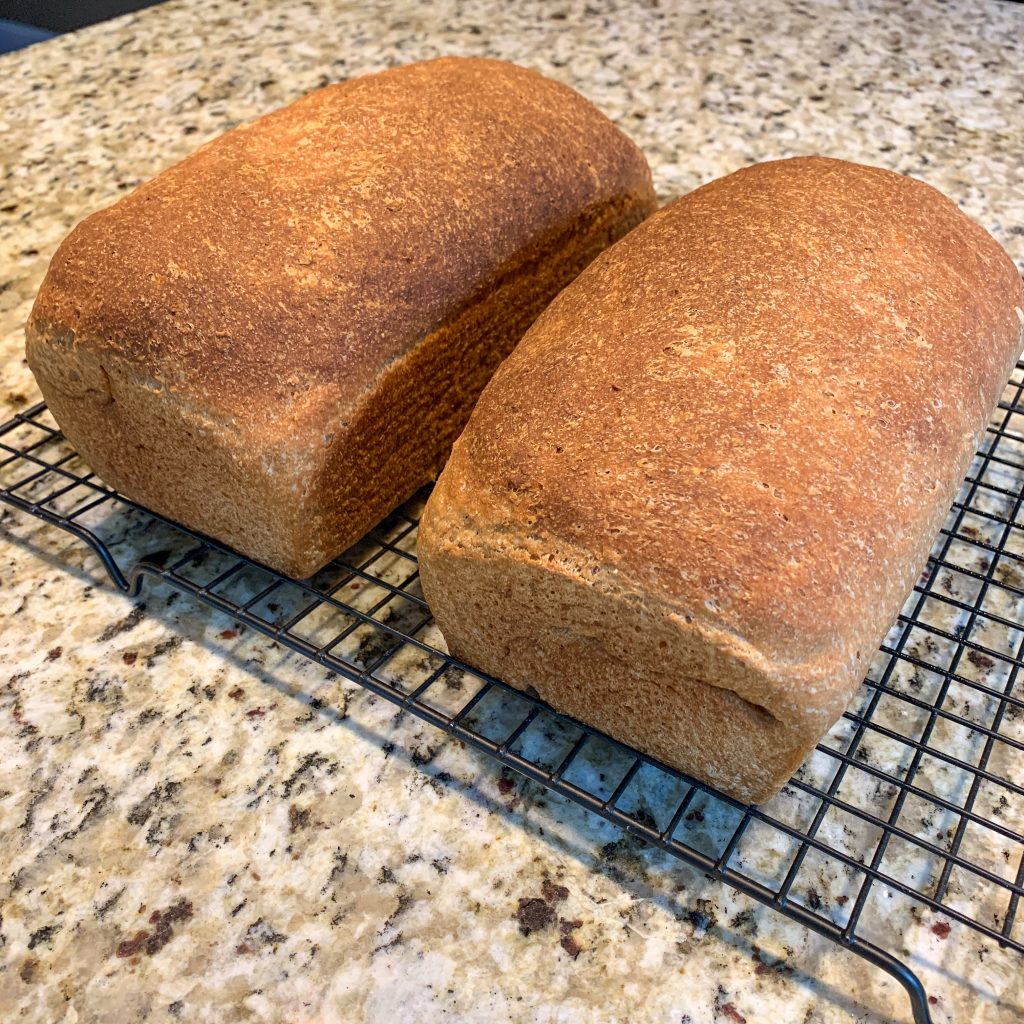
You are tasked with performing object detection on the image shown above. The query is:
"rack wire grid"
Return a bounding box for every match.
[3,381,1024,1024]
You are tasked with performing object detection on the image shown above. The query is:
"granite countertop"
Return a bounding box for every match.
[2,1,1024,1022]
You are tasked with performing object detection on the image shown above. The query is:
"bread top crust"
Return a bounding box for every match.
[438,157,1024,689]
[28,56,654,437]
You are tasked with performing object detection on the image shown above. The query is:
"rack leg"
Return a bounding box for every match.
[854,941,932,1024]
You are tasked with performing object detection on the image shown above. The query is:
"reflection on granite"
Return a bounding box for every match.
[1,1,1024,1022]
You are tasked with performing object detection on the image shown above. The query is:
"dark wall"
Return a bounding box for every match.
[0,1,163,32]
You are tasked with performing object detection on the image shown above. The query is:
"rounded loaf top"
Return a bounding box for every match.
[441,155,1024,676]
[27,56,655,429]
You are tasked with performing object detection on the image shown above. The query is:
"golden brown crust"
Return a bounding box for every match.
[419,156,1024,803]
[25,57,656,577]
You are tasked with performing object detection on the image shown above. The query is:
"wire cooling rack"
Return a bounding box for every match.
[4,388,1024,1024]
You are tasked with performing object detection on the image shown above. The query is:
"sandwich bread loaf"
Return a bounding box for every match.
[26,57,656,577]
[418,156,1024,803]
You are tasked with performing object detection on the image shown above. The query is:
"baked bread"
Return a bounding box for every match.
[26,57,655,578]
[418,156,1024,804]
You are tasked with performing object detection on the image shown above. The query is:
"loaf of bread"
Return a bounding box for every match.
[26,57,655,578]
[418,157,1024,804]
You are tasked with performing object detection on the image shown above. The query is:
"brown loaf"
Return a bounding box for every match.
[418,156,1024,804]
[25,57,655,578]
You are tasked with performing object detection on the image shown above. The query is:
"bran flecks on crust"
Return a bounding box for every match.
[419,156,1024,804]
[25,56,656,578]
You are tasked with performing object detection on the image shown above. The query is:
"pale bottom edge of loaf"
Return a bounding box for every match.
[421,534,839,805]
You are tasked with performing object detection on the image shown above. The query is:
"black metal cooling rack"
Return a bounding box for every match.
[4,388,1024,1024]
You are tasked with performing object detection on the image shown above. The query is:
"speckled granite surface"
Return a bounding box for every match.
[2,1,1024,1022]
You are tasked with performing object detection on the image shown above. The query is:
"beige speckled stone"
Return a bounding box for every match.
[1,1,1023,1023]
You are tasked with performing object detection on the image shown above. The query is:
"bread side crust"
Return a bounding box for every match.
[419,395,1011,803]
[25,318,303,569]
[419,490,814,804]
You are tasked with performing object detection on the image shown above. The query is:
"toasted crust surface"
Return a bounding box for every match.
[26,56,656,577]
[419,156,1024,803]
